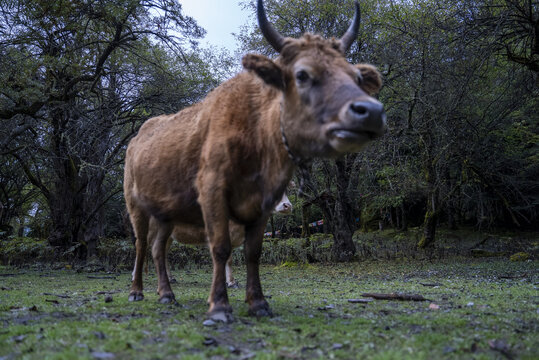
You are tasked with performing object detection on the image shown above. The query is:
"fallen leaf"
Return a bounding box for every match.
[428,303,440,310]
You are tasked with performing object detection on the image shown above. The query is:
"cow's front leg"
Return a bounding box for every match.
[198,181,233,321]
[151,220,175,304]
[244,220,272,317]
[206,224,233,321]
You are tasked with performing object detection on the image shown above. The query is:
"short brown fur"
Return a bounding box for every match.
[125,2,386,320]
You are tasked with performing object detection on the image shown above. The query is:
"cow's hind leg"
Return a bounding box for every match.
[151,219,175,304]
[244,220,272,317]
[165,237,176,283]
[129,209,149,302]
[226,255,238,288]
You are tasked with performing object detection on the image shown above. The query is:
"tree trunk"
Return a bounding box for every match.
[400,203,408,231]
[301,203,311,238]
[331,200,356,261]
[418,190,438,248]
[81,170,106,259]
[330,159,356,261]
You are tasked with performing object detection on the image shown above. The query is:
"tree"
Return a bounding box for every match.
[0,0,228,258]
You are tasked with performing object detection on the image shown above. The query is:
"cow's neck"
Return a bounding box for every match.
[252,85,296,210]
[279,112,312,197]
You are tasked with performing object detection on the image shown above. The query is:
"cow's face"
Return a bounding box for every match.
[244,0,386,158]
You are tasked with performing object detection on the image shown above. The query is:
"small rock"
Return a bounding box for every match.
[332,343,343,350]
[443,346,456,354]
[203,337,218,346]
[203,319,216,327]
[94,331,106,340]
[104,295,113,303]
[209,311,232,323]
[91,351,115,359]
[466,302,474,307]
[229,345,241,354]
[12,335,26,343]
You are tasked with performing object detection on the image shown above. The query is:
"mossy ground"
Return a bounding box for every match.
[1,258,537,359]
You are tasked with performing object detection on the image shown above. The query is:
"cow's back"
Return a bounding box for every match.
[124,101,209,223]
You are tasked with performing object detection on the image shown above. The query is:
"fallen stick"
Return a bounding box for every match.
[498,273,527,279]
[361,292,430,301]
[43,292,71,298]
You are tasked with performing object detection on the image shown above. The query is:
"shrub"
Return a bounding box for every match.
[0,236,55,265]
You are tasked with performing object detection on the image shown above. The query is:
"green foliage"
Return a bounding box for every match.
[0,0,232,255]
[510,252,530,262]
[1,0,538,260]
[0,237,55,265]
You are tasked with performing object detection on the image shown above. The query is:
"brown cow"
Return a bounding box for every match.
[131,193,292,288]
[124,0,386,321]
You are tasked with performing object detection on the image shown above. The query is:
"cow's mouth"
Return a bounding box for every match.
[329,129,379,142]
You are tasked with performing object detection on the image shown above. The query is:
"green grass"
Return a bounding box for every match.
[1,258,537,359]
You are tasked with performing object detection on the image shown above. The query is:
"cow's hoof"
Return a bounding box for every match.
[227,281,240,289]
[207,310,234,323]
[248,301,273,318]
[128,292,144,302]
[158,294,176,304]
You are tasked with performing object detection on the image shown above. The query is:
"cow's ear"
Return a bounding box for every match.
[355,64,382,95]
[243,54,285,90]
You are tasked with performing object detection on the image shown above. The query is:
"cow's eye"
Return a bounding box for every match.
[295,70,310,84]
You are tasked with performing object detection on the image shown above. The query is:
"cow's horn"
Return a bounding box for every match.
[339,2,361,53]
[257,0,285,52]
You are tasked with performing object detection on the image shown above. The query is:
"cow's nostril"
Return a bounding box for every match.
[350,102,368,116]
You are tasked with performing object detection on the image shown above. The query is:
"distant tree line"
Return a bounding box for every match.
[1,0,537,261]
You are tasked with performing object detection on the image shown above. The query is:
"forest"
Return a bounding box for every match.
[0,0,537,262]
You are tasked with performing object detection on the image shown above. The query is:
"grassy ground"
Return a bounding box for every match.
[0,258,537,359]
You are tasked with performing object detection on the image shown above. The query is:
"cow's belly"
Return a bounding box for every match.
[134,183,203,225]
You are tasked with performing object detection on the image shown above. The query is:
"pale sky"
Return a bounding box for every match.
[180,0,252,52]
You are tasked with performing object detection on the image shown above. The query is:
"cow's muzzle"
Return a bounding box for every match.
[346,99,386,138]
[328,99,386,151]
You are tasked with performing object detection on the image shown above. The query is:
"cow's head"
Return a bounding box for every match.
[243,0,386,158]
[273,193,293,214]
